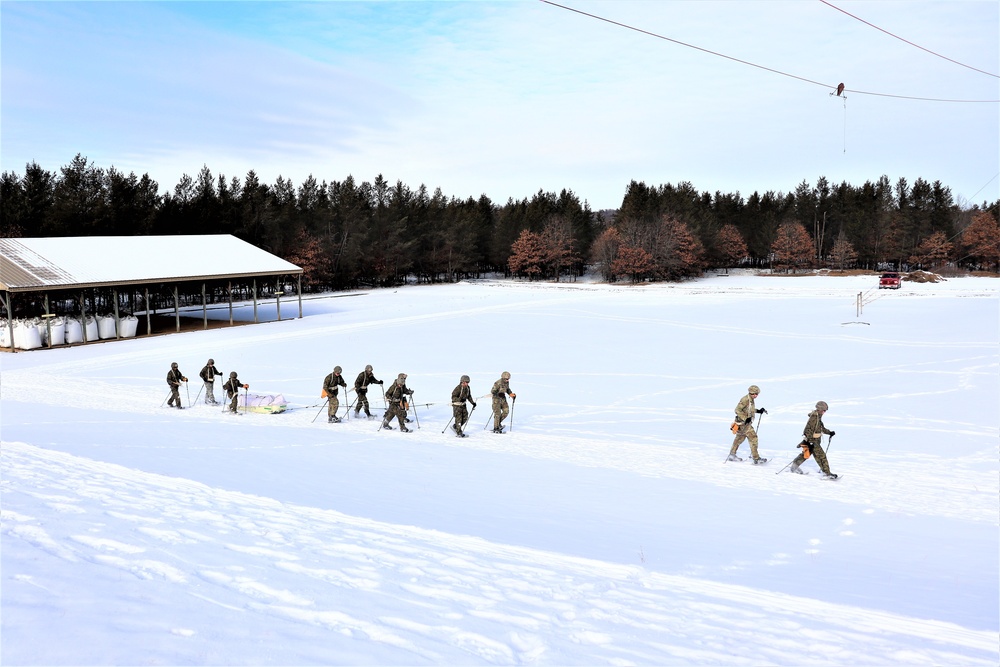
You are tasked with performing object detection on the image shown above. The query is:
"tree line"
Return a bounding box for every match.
[1,155,997,290]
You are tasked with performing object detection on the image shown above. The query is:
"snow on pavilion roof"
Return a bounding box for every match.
[0,235,301,292]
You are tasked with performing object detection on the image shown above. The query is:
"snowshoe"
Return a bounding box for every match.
[726,453,742,462]
[400,426,411,433]
[788,464,805,474]
[821,472,840,480]
[456,432,468,438]
[752,457,768,465]
[382,422,394,430]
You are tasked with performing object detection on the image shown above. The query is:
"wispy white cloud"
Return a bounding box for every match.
[2,1,997,208]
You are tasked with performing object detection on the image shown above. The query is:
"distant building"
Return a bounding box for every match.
[0,234,303,351]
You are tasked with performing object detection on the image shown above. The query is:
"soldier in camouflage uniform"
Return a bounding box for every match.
[728,384,768,463]
[450,375,477,438]
[788,401,837,478]
[223,371,247,414]
[199,358,222,405]
[382,373,413,432]
[322,366,347,423]
[166,362,187,409]
[490,371,516,433]
[353,364,383,418]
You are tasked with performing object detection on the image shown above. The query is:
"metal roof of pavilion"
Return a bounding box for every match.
[0,235,302,293]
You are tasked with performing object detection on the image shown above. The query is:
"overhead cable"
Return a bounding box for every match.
[539,0,999,103]
[819,0,999,79]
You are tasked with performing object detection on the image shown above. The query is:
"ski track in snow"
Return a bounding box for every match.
[2,276,997,664]
[3,441,996,666]
[3,367,995,524]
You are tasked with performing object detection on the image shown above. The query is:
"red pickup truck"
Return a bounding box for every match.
[879,272,901,289]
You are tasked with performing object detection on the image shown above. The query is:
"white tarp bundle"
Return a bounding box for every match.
[242,393,288,414]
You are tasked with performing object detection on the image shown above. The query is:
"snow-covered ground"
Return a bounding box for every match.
[2,272,998,665]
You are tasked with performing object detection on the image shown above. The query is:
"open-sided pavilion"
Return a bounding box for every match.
[0,235,303,351]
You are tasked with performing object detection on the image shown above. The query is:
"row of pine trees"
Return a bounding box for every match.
[1,155,998,289]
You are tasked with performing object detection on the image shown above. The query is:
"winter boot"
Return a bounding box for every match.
[382,421,394,430]
[752,457,768,465]
[789,463,804,474]
[822,471,838,479]
[726,453,743,462]
[400,425,411,433]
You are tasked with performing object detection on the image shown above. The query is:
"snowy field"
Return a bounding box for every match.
[2,272,998,666]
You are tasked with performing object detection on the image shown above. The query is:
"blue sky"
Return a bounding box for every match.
[2,1,997,210]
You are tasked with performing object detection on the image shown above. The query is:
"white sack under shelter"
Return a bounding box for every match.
[0,234,303,351]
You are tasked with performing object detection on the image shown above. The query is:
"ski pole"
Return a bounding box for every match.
[825,433,834,455]
[509,396,515,432]
[185,381,191,408]
[311,398,329,424]
[775,458,795,475]
[442,415,455,434]
[410,396,420,429]
[776,441,809,475]
[484,408,496,430]
[378,405,391,432]
[193,383,204,406]
[243,388,248,414]
[161,391,172,407]
[462,403,477,432]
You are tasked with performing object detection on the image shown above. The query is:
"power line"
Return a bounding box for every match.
[539,0,1000,103]
[819,0,999,79]
[968,173,999,203]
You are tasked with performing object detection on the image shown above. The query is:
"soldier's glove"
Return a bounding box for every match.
[756,408,767,414]
[378,380,384,385]
[829,430,836,437]
[744,416,753,424]
[407,389,414,395]
[472,401,477,408]
[183,377,189,382]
